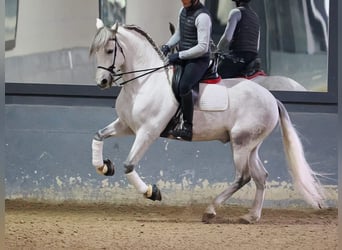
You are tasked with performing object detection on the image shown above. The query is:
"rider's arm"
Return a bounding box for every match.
[178,13,212,59]
[165,26,180,49]
[217,8,241,52]
[165,9,182,49]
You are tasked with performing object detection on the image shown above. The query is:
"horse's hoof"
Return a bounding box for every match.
[103,159,115,176]
[202,213,216,224]
[238,214,259,224]
[146,184,162,201]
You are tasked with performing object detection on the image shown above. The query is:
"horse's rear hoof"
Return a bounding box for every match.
[239,214,259,224]
[146,184,162,201]
[103,159,115,176]
[202,213,216,224]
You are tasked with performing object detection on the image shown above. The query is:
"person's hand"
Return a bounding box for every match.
[161,45,170,56]
[168,53,181,64]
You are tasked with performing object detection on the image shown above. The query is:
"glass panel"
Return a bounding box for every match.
[100,0,126,26]
[5,0,328,91]
[5,0,99,85]
[207,0,329,92]
[5,0,19,51]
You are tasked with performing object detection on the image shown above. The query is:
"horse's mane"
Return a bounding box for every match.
[89,24,164,60]
[89,26,115,56]
[122,24,164,59]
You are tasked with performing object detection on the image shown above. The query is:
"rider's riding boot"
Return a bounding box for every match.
[172,91,193,141]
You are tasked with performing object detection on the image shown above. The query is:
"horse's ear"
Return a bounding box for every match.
[169,22,175,35]
[96,18,105,30]
[111,22,119,33]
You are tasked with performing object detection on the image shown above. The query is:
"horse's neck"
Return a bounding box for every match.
[118,28,172,93]
[119,29,164,73]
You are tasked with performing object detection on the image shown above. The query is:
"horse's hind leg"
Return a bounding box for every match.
[240,145,268,223]
[203,146,251,222]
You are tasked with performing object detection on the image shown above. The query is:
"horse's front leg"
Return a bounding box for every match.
[92,118,133,175]
[124,129,162,201]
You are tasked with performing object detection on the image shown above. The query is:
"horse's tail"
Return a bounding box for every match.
[277,99,325,208]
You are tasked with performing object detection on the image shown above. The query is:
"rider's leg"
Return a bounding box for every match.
[217,57,240,78]
[171,57,209,141]
[173,90,193,141]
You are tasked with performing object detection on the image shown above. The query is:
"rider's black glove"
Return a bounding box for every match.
[168,53,181,64]
[161,45,170,56]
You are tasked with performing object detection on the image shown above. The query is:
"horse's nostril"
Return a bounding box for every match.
[101,79,108,85]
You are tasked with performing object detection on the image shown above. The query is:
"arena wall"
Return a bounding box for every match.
[5,104,338,207]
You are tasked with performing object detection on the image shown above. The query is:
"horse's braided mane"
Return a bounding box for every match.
[90,24,166,62]
[123,24,165,59]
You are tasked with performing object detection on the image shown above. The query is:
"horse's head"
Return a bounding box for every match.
[90,19,125,89]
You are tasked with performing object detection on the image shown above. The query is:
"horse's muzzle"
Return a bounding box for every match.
[97,78,111,89]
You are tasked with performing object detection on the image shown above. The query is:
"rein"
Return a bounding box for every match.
[97,36,170,86]
[111,65,170,86]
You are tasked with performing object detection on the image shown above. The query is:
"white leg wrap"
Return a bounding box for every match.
[205,204,216,215]
[92,139,104,167]
[126,170,148,194]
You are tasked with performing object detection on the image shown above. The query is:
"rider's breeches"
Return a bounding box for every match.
[218,51,257,78]
[178,57,210,95]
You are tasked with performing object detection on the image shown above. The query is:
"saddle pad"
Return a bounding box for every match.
[201,76,222,84]
[198,83,228,111]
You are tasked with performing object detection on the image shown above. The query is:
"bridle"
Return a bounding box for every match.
[97,36,169,86]
[97,37,123,75]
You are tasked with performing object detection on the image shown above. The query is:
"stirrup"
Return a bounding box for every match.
[171,127,192,141]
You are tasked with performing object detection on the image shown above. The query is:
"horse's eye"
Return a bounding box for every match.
[107,49,114,54]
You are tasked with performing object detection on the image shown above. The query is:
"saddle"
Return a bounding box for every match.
[171,59,221,102]
[162,60,223,138]
[164,57,258,138]
[172,55,266,100]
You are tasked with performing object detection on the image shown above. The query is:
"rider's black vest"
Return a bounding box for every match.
[229,6,259,53]
[179,3,210,57]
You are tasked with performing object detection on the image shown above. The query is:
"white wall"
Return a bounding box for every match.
[4,0,206,84]
[6,0,185,57]
[126,0,181,45]
[6,0,98,57]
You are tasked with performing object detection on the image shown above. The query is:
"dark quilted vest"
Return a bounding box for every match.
[179,4,210,57]
[229,6,259,53]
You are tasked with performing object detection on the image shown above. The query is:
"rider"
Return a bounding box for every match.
[216,0,260,78]
[161,0,212,141]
